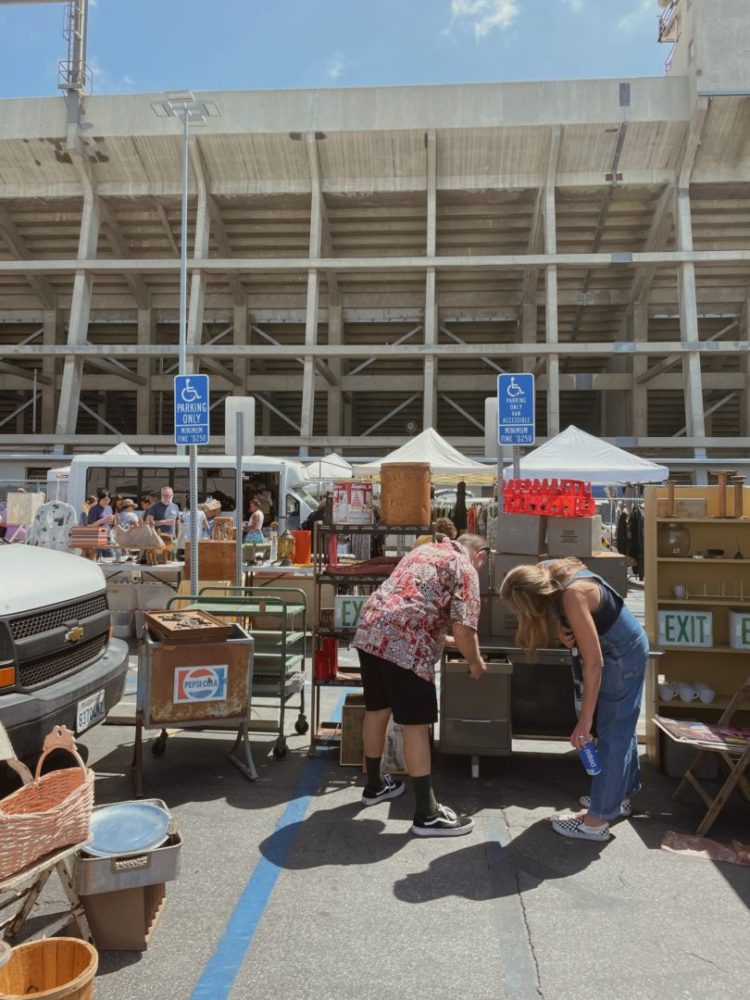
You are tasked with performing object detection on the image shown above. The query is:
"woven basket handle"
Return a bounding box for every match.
[34,725,88,780]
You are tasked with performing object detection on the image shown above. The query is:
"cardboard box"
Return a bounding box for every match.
[583,552,629,598]
[184,540,236,580]
[547,516,603,557]
[80,882,166,951]
[490,596,520,639]
[492,553,540,592]
[495,513,546,555]
[136,583,177,612]
[107,583,139,612]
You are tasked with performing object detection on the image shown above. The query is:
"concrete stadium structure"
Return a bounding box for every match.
[0,0,748,480]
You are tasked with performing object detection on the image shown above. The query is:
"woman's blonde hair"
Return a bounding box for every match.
[498,558,583,657]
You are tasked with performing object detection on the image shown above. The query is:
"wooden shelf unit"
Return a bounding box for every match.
[309,522,431,754]
[644,484,750,768]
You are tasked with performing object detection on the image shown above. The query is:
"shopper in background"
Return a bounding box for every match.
[146,486,180,546]
[117,497,139,529]
[80,494,97,526]
[302,498,327,532]
[243,498,265,543]
[353,533,488,837]
[499,557,648,842]
[181,497,211,542]
[86,492,114,559]
[414,516,457,548]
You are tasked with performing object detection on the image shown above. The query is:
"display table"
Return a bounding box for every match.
[100,560,184,588]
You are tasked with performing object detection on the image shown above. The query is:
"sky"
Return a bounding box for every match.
[0,0,668,99]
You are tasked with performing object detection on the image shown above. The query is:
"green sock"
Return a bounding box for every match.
[364,756,382,793]
[412,775,438,819]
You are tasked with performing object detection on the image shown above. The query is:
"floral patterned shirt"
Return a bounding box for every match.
[353,539,480,682]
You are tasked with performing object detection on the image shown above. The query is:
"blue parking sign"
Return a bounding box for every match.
[498,373,535,446]
[174,374,210,446]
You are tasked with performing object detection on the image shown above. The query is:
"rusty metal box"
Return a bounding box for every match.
[137,624,253,728]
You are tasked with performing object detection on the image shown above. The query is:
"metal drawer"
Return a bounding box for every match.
[442,717,511,754]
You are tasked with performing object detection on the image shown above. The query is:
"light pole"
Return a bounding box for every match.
[151,92,220,594]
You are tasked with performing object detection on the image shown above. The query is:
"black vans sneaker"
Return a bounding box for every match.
[360,773,406,806]
[410,804,474,837]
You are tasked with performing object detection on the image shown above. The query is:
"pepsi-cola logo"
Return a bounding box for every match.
[174,665,228,703]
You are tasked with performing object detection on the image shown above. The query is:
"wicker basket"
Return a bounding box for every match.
[0,726,94,882]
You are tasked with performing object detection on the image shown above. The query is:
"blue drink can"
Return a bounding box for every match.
[577,741,602,776]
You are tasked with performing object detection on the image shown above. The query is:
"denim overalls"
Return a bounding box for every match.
[564,569,649,821]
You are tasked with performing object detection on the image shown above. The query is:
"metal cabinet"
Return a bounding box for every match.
[440,656,513,765]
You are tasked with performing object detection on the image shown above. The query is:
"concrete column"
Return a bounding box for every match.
[631,303,649,438]
[300,133,324,455]
[186,144,211,377]
[675,188,706,448]
[741,292,750,437]
[327,302,343,436]
[423,129,438,430]
[521,301,537,373]
[41,309,57,434]
[233,302,249,390]
[137,308,154,436]
[544,178,559,437]
[423,267,438,429]
[55,193,100,436]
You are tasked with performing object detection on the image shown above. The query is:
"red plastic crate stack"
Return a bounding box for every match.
[502,478,596,517]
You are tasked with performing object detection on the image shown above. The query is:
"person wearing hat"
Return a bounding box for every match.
[118,497,139,530]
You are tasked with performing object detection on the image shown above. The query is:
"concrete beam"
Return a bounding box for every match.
[0,205,56,309]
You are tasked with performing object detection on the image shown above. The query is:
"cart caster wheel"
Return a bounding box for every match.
[294,718,309,735]
[151,736,167,757]
[273,743,288,760]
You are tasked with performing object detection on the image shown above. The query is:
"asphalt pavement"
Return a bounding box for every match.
[14,580,750,1000]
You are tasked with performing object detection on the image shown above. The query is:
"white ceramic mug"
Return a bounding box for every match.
[693,683,716,704]
[672,584,686,599]
[677,682,698,703]
[658,682,677,702]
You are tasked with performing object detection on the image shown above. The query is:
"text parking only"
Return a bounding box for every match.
[498,373,535,446]
[174,374,210,446]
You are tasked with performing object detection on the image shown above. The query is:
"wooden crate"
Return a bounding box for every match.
[143,609,232,643]
[340,693,366,766]
[184,541,236,580]
[656,497,708,518]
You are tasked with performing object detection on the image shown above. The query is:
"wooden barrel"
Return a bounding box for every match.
[0,938,98,999]
[380,463,431,526]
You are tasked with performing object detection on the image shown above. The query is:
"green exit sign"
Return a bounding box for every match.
[334,595,367,629]
[658,610,713,648]
[729,612,750,650]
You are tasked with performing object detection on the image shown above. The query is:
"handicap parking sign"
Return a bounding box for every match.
[174,374,210,446]
[498,373,535,446]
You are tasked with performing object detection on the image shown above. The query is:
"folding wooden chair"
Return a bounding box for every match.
[673,676,750,836]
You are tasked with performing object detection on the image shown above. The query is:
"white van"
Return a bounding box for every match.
[64,453,317,528]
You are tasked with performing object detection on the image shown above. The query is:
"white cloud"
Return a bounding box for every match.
[617,0,653,34]
[326,52,345,80]
[89,55,135,95]
[448,0,521,40]
[561,0,584,12]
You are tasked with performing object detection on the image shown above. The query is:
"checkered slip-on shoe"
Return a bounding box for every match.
[552,816,610,841]
[360,773,406,806]
[579,795,632,817]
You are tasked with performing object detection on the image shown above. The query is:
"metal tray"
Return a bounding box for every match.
[84,800,172,859]
[74,799,181,896]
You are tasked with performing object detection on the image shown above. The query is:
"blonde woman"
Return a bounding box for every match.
[499,558,648,842]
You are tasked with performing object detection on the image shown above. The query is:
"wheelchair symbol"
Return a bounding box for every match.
[180,379,201,404]
[506,377,525,398]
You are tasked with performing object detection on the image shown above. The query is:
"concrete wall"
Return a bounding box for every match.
[668,0,750,91]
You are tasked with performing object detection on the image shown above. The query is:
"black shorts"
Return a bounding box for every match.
[357,649,438,726]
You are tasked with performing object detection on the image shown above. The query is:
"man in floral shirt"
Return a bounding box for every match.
[353,533,488,837]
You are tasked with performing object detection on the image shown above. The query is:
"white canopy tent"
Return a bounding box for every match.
[354,428,493,482]
[501,426,669,485]
[304,453,352,481]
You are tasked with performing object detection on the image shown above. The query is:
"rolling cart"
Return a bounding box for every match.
[133,622,256,796]
[168,586,308,760]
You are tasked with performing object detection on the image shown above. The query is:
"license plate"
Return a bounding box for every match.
[76,689,106,733]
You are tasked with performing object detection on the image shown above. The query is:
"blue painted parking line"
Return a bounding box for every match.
[188,690,348,1000]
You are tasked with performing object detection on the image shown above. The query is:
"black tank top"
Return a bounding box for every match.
[560,570,623,637]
